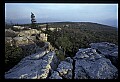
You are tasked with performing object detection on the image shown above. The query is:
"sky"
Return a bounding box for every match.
[5,3,118,27]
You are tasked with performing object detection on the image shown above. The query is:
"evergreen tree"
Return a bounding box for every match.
[31,12,36,28]
[55,36,72,56]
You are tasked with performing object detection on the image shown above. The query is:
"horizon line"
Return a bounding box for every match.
[5,21,117,28]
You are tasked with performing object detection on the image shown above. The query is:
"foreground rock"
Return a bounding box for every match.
[5,51,56,79]
[49,57,73,79]
[74,48,118,79]
[56,57,73,79]
[90,42,118,68]
[50,53,60,70]
[49,71,62,79]
[5,42,118,79]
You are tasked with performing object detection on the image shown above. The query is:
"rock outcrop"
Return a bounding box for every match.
[5,28,19,37]
[49,57,73,79]
[49,71,62,79]
[5,42,118,79]
[56,57,73,79]
[5,51,57,79]
[73,48,118,79]
[5,28,47,46]
[18,29,40,37]
[90,42,118,68]
[13,37,29,46]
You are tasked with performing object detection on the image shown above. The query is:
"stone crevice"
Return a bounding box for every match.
[72,58,75,79]
[5,42,118,79]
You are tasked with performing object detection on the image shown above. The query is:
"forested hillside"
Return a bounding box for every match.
[43,22,118,57]
[5,22,118,72]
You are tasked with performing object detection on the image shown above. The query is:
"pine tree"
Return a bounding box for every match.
[31,12,36,28]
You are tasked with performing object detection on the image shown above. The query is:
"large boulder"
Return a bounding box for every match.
[18,29,40,37]
[57,57,73,79]
[5,51,56,79]
[50,53,60,70]
[25,50,49,60]
[13,37,29,46]
[74,48,102,60]
[74,48,118,79]
[90,42,118,68]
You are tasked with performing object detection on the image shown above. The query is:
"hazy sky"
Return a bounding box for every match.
[5,3,118,27]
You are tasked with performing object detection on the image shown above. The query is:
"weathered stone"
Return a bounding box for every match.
[49,71,62,79]
[90,42,118,56]
[74,58,118,79]
[13,37,28,46]
[18,29,40,37]
[25,50,49,60]
[5,42,118,79]
[42,51,55,64]
[89,55,95,61]
[74,47,118,79]
[27,36,36,42]
[57,59,73,79]
[5,59,43,79]
[90,42,118,68]
[74,48,102,60]
[94,54,102,59]
[13,26,24,30]
[50,53,60,70]
[65,57,73,63]
[39,33,47,41]
[74,65,88,79]
[5,51,55,79]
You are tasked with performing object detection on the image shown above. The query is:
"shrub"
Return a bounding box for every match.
[55,50,65,61]
[5,43,23,72]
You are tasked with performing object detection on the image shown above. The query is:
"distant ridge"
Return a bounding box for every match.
[6,19,117,28]
[35,22,117,28]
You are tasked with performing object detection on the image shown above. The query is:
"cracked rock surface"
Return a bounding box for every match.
[5,51,57,79]
[74,48,118,79]
[5,42,118,79]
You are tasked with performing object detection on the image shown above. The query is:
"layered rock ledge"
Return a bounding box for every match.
[5,42,118,79]
[5,51,57,79]
[73,48,118,79]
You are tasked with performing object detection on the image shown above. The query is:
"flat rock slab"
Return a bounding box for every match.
[5,51,55,79]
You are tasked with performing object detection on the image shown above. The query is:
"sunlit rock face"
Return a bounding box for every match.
[5,28,48,47]
[74,48,102,60]
[39,33,48,41]
[90,42,118,68]
[5,51,57,79]
[18,29,40,37]
[90,42,118,56]
[5,42,118,79]
[49,57,73,79]
[74,47,118,79]
[57,58,73,79]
